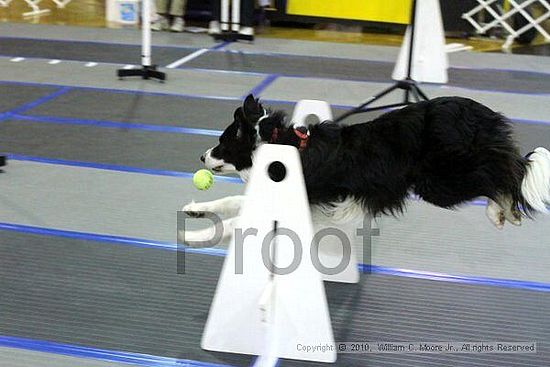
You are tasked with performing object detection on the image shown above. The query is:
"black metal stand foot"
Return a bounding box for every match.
[213,31,254,42]
[334,78,429,122]
[117,65,166,82]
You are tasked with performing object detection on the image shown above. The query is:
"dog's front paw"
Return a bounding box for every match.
[182,201,208,218]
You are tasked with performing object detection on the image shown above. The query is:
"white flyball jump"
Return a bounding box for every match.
[291,100,360,284]
[201,100,368,364]
[392,0,448,84]
[291,99,333,127]
[201,144,336,364]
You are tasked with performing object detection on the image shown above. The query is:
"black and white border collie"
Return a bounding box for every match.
[182,95,550,244]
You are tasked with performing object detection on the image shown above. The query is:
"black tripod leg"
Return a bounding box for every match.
[410,86,421,102]
[334,84,401,123]
[146,69,167,81]
[404,89,410,104]
[414,85,430,101]
[334,0,433,123]
[117,69,143,78]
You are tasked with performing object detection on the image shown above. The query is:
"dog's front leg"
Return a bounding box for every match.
[182,195,245,218]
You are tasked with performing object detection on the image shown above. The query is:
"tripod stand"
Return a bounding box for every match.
[334,0,429,123]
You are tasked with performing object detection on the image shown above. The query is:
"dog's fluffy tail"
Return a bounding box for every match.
[521,147,550,214]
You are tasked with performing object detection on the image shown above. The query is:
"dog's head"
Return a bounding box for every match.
[201,95,281,178]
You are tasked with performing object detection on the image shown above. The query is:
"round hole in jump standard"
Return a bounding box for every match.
[267,161,287,182]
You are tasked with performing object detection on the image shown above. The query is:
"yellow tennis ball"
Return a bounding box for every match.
[193,169,214,190]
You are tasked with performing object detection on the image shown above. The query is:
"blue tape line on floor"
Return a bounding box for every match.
[0,335,235,367]
[246,74,280,98]
[6,154,243,183]
[6,86,72,115]
[10,113,223,136]
[361,265,550,292]
[211,41,231,50]
[1,79,549,127]
[0,221,549,292]
[0,221,226,256]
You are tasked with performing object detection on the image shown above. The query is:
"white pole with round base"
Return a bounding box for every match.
[117,0,166,81]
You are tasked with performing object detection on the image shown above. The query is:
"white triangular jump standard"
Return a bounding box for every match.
[291,100,360,284]
[291,99,333,127]
[201,144,336,363]
[392,0,448,84]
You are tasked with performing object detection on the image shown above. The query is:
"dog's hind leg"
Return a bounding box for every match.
[486,196,522,229]
[499,195,522,226]
[486,199,506,229]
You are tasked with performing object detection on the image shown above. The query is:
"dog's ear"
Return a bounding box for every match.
[242,94,263,122]
[234,107,251,139]
[234,106,246,122]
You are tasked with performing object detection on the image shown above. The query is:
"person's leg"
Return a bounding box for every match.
[168,0,185,17]
[257,0,270,31]
[169,0,186,32]
[151,0,170,31]
[239,0,255,35]
[211,0,221,19]
[155,0,169,14]
[209,0,222,34]
[240,0,254,27]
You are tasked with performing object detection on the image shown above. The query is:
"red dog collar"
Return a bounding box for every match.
[270,127,279,143]
[294,127,309,151]
[270,127,309,151]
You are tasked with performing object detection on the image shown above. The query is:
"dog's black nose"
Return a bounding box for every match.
[200,154,205,163]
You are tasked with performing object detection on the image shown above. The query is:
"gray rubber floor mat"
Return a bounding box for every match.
[19,88,377,130]
[0,230,548,367]
[22,89,291,130]
[2,37,549,95]
[0,38,195,67]
[0,347,141,367]
[186,52,550,94]
[0,84,57,113]
[0,58,266,100]
[0,230,251,366]
[0,119,217,172]
[513,122,550,154]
